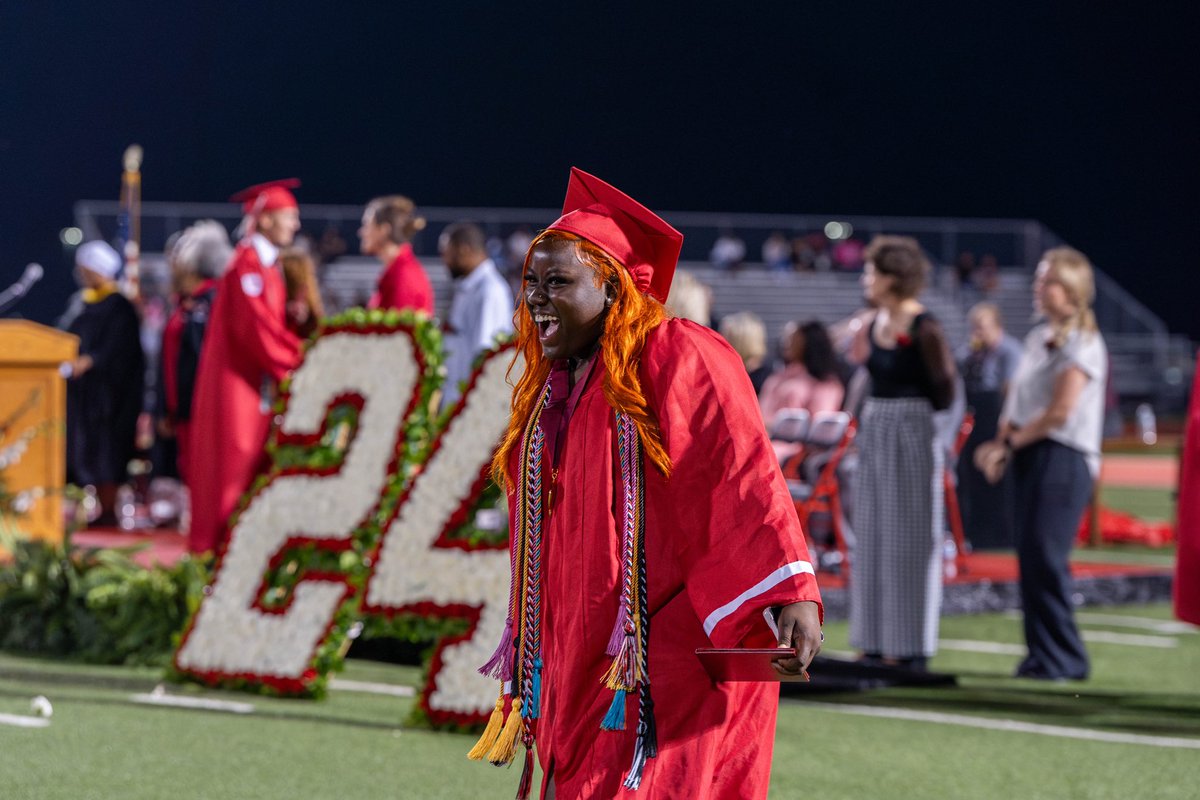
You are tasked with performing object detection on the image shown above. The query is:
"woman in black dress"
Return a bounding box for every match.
[848,236,957,670]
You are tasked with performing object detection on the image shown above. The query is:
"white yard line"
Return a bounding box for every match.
[939,639,1025,655]
[800,701,1200,750]
[131,693,255,714]
[820,649,857,661]
[0,712,50,729]
[1081,630,1178,648]
[1076,612,1198,635]
[937,630,1176,656]
[329,678,415,698]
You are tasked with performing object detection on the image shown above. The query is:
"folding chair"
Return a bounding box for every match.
[943,410,974,576]
[786,411,857,574]
[768,408,810,478]
[768,408,811,445]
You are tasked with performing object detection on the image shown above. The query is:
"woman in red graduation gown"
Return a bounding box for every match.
[1175,356,1200,624]
[187,181,304,555]
[358,195,434,314]
[469,168,823,799]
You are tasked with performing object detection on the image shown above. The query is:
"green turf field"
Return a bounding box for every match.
[1,602,1196,800]
[1100,485,1176,524]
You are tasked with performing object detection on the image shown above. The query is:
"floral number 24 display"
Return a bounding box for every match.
[174,310,516,726]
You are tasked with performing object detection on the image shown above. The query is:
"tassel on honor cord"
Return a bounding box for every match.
[516,735,536,800]
[526,658,543,719]
[486,697,525,765]
[467,692,508,761]
[601,688,627,731]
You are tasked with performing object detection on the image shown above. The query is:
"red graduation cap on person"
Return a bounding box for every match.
[229,178,301,216]
[547,167,683,303]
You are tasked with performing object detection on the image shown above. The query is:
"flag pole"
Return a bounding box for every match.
[119,144,143,301]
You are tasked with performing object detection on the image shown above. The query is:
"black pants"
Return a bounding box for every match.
[958,391,1016,549]
[1013,440,1092,679]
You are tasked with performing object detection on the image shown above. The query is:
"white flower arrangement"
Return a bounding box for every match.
[174,319,518,723]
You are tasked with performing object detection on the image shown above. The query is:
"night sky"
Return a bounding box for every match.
[2,3,1196,336]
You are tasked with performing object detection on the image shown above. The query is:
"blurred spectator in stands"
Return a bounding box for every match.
[359,195,434,314]
[950,250,979,303]
[281,248,324,339]
[975,253,1000,297]
[956,302,1022,549]
[316,225,348,268]
[505,226,534,276]
[848,235,956,671]
[718,311,772,393]
[760,320,845,424]
[830,307,877,417]
[954,251,976,293]
[64,241,145,527]
[803,233,833,272]
[975,247,1107,681]
[791,235,815,271]
[439,222,515,407]
[157,221,231,486]
[665,269,713,327]
[762,231,793,271]
[710,228,746,270]
[832,236,866,271]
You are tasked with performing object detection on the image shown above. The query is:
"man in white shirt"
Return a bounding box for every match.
[440,222,515,407]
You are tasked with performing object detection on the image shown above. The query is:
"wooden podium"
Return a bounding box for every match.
[0,320,78,545]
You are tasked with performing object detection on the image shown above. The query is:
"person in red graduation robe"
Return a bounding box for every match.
[1175,355,1200,624]
[474,168,822,800]
[358,195,435,314]
[187,180,303,554]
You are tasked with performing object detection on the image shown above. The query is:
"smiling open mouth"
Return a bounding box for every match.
[534,313,561,341]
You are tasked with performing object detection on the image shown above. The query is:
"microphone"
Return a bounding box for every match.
[0,262,46,314]
[14,263,43,296]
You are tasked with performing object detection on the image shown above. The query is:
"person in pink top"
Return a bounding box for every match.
[358,194,435,314]
[759,320,845,426]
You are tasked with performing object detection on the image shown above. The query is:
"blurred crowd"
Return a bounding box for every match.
[55,185,1108,682]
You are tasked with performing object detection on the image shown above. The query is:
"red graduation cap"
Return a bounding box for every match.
[229,178,301,215]
[547,167,683,302]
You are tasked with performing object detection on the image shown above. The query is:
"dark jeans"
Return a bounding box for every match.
[1013,439,1093,679]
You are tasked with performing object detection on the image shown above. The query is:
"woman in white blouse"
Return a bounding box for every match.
[975,247,1107,681]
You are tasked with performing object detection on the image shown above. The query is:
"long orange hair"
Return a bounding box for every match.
[491,230,671,487]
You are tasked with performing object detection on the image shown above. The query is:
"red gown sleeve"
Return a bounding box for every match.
[224,261,302,382]
[641,319,822,648]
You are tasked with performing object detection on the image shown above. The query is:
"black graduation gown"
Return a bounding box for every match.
[65,292,145,485]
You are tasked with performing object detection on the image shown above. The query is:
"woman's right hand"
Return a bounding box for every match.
[973,441,1010,485]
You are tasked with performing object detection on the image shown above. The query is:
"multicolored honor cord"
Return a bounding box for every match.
[469,381,656,794]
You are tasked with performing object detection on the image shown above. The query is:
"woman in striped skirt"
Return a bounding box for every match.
[849,236,957,670]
